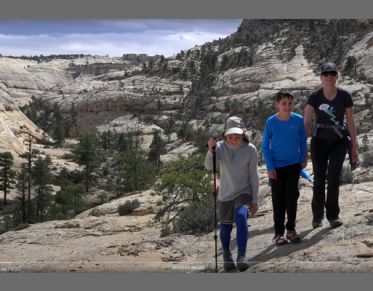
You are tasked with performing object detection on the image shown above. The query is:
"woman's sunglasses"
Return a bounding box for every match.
[321,71,338,77]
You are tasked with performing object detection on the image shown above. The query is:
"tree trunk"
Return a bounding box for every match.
[3,166,7,206]
[22,185,26,223]
[27,136,32,223]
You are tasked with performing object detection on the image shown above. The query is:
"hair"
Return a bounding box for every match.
[275,91,294,102]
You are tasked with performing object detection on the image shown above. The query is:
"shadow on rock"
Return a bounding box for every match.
[247,227,332,267]
[218,226,274,256]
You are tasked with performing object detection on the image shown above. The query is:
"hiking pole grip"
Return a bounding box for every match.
[212,145,218,272]
[212,146,217,190]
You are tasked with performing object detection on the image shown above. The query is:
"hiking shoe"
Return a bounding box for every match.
[286,230,301,243]
[329,218,343,228]
[273,234,288,246]
[223,250,236,272]
[312,219,323,229]
[236,251,249,272]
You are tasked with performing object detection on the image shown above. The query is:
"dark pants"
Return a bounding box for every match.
[310,138,347,221]
[270,163,301,235]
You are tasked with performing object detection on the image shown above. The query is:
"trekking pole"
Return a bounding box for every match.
[212,145,218,273]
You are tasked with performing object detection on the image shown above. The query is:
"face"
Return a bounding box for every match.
[321,71,338,87]
[275,96,293,115]
[225,134,243,147]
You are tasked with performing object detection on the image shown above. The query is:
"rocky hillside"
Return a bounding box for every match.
[1,20,373,144]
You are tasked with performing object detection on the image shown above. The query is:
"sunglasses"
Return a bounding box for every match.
[321,71,338,77]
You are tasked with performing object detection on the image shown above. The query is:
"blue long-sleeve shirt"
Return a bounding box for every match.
[262,112,307,172]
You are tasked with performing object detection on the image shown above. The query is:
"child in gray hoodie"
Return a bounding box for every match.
[205,116,259,272]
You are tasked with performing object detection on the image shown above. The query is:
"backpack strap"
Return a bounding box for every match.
[314,123,344,138]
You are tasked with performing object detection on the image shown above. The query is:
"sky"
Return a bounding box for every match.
[0,19,242,57]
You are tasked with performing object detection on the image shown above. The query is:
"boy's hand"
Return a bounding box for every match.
[250,202,258,217]
[268,169,277,180]
[301,161,307,169]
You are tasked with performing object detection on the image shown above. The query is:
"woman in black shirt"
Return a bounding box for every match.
[304,62,358,229]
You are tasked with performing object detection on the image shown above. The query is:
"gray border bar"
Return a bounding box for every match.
[1,273,372,291]
[1,0,373,18]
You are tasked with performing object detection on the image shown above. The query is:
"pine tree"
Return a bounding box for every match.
[14,167,28,223]
[32,156,53,221]
[73,132,101,192]
[148,130,166,170]
[52,104,66,146]
[19,136,40,223]
[118,130,155,194]
[0,152,16,206]
[54,182,85,217]
[119,149,156,193]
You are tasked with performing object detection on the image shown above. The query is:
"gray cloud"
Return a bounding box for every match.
[0,20,241,57]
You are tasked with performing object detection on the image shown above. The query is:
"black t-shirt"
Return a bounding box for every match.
[307,88,353,140]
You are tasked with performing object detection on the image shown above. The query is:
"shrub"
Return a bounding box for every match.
[361,151,373,168]
[160,225,171,238]
[14,223,30,231]
[0,222,6,235]
[61,153,75,160]
[340,165,353,185]
[171,193,215,235]
[118,199,141,216]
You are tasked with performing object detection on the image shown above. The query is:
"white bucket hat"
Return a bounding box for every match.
[224,116,246,136]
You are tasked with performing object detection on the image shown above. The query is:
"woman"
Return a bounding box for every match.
[304,62,358,229]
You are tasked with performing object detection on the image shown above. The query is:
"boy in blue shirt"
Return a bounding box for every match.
[262,91,307,246]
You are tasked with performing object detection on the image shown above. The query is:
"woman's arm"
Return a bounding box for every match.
[345,107,358,162]
[303,104,314,138]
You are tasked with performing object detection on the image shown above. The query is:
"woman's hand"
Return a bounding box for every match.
[351,144,359,163]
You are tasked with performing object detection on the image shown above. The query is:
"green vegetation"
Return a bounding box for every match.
[155,153,215,235]
[73,132,102,192]
[20,97,67,145]
[340,165,353,185]
[361,150,373,168]
[118,199,141,216]
[0,152,16,206]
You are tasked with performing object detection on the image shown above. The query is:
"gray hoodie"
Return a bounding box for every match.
[205,140,259,203]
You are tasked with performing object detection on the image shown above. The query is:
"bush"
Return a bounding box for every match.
[340,165,353,185]
[171,194,215,235]
[118,199,141,216]
[160,225,171,238]
[0,222,6,235]
[61,153,75,160]
[361,151,373,168]
[14,223,30,231]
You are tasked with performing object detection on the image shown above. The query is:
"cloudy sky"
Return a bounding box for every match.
[0,19,241,57]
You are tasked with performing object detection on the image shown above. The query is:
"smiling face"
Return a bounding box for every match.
[275,96,294,117]
[320,71,338,88]
[225,134,243,147]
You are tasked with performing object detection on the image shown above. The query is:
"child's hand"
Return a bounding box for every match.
[268,170,277,180]
[250,202,258,217]
[301,161,307,169]
[207,137,217,151]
